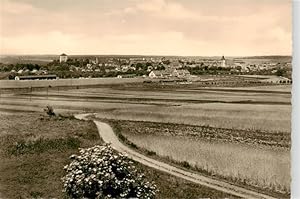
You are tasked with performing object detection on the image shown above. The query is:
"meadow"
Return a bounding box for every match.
[0,112,101,198]
[0,112,236,199]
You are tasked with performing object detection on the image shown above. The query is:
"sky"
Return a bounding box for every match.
[0,0,292,56]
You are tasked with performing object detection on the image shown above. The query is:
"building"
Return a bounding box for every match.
[174,69,191,78]
[117,74,136,78]
[149,68,190,79]
[260,76,292,84]
[91,57,99,64]
[59,53,68,63]
[221,55,226,67]
[15,74,57,80]
[149,70,173,78]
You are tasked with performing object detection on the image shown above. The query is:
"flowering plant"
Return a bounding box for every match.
[62,144,157,198]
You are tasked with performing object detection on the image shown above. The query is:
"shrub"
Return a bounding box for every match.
[180,161,191,169]
[62,144,157,198]
[44,105,56,117]
[146,150,156,156]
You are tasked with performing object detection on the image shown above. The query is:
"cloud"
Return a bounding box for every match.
[1,31,82,54]
[1,0,35,14]
[0,0,292,56]
[118,0,200,20]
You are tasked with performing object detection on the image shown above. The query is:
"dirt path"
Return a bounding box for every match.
[75,113,276,199]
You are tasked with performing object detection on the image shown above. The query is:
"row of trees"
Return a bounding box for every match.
[183,65,289,77]
[183,65,234,75]
[0,63,42,72]
[0,60,290,79]
[52,69,150,79]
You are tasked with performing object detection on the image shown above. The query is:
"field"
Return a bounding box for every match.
[111,120,290,196]
[0,77,144,89]
[0,112,236,199]
[0,81,291,197]
[0,83,291,132]
[0,112,102,198]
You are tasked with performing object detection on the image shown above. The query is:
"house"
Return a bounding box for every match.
[59,53,68,63]
[149,70,163,78]
[31,69,38,74]
[149,68,190,79]
[17,69,23,74]
[149,68,175,78]
[174,69,190,78]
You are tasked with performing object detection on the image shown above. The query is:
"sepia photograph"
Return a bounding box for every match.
[0,0,295,198]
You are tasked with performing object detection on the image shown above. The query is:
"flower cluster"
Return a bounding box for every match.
[62,144,157,198]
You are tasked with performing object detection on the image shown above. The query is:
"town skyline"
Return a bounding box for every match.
[0,0,292,56]
[0,53,293,57]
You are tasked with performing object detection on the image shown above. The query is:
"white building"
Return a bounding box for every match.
[59,53,68,63]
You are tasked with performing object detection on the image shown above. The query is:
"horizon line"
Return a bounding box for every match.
[0,53,293,58]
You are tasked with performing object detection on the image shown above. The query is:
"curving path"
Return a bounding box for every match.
[75,113,276,199]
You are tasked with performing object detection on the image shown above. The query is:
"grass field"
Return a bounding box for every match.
[0,112,236,198]
[109,120,290,197]
[0,112,102,198]
[124,134,290,193]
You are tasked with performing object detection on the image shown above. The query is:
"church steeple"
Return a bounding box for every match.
[221,55,226,67]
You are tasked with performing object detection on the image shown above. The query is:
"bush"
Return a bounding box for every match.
[62,144,157,198]
[44,106,56,117]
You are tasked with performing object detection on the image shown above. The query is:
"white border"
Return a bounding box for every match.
[292,0,300,198]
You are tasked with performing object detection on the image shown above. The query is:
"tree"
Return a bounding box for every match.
[162,60,170,65]
[136,63,144,70]
[62,144,157,199]
[275,68,286,77]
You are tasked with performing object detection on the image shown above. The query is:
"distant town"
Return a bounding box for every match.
[0,54,292,84]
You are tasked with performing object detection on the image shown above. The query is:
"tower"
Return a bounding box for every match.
[221,55,226,67]
[59,53,68,63]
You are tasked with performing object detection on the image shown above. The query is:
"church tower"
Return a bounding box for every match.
[221,55,226,67]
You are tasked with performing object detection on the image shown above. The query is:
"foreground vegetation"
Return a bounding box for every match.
[63,144,158,198]
[108,119,290,198]
[0,112,236,198]
[0,112,101,198]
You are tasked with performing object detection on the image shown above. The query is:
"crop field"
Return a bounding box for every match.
[0,84,291,132]
[0,81,291,197]
[113,120,290,195]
